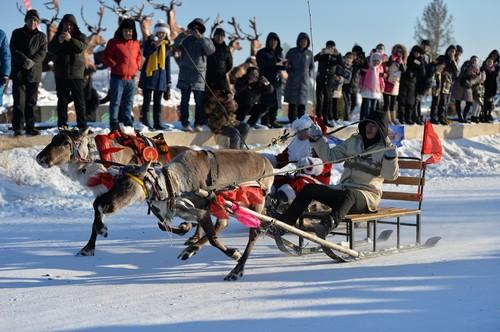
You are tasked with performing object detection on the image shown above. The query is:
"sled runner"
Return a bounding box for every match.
[269,156,441,261]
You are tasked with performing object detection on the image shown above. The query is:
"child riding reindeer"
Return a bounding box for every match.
[263,115,331,210]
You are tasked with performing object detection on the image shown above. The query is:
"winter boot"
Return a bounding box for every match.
[314,213,339,239]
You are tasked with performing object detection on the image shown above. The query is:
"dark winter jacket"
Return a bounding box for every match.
[9,26,47,83]
[48,14,87,80]
[206,40,232,92]
[139,36,171,91]
[451,61,482,102]
[314,48,343,89]
[481,62,499,98]
[234,74,274,114]
[284,32,314,105]
[173,33,215,91]
[441,55,459,95]
[205,92,238,134]
[398,51,426,105]
[256,32,285,108]
[346,55,368,94]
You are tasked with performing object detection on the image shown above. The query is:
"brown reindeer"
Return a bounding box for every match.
[98,0,153,40]
[90,149,274,280]
[80,6,107,70]
[147,0,184,42]
[227,17,262,84]
[36,129,193,254]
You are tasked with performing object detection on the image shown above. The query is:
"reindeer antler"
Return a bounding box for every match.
[227,17,246,42]
[245,17,261,41]
[98,0,132,20]
[16,2,26,16]
[81,5,106,35]
[41,0,60,25]
[131,3,154,23]
[210,14,224,37]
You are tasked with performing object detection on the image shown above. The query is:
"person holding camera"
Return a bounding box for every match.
[173,18,215,132]
[139,20,172,130]
[271,111,399,239]
[234,66,274,126]
[284,32,314,122]
[48,14,88,131]
[314,40,343,126]
[256,32,286,128]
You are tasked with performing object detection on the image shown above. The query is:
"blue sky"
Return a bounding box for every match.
[1,0,498,65]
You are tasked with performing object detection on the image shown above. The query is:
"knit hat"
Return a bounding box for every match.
[120,18,136,30]
[326,40,335,47]
[154,19,169,35]
[213,28,225,37]
[292,114,314,132]
[25,9,40,21]
[371,52,382,63]
[187,18,206,34]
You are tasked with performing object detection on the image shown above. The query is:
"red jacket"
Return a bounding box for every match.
[103,38,142,80]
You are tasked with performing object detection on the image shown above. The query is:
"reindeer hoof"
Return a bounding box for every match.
[76,247,95,256]
[184,236,199,246]
[177,246,199,260]
[179,222,193,233]
[227,248,242,261]
[224,269,244,281]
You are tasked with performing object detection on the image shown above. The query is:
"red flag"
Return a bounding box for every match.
[23,0,31,10]
[421,120,442,164]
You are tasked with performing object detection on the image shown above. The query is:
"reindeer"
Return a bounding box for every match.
[227,17,263,84]
[17,0,60,71]
[209,14,224,38]
[147,0,184,42]
[89,149,274,280]
[98,0,154,40]
[80,6,107,70]
[36,129,193,254]
[226,17,245,55]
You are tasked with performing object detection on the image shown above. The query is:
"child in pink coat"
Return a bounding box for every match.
[360,52,384,120]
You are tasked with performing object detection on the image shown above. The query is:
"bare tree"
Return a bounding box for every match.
[414,0,455,59]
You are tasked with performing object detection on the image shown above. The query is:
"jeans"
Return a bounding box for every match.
[360,98,378,120]
[109,77,135,130]
[280,184,369,226]
[55,78,87,129]
[12,80,39,131]
[179,87,205,127]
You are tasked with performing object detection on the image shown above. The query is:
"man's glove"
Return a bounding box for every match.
[307,123,323,142]
[383,147,397,160]
[163,88,171,101]
[23,59,35,70]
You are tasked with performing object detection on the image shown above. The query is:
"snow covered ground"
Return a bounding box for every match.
[0,135,499,331]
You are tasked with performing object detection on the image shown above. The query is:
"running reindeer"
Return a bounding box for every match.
[36,129,192,254]
[88,149,274,280]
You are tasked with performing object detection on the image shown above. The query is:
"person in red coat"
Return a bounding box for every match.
[264,114,332,206]
[103,19,142,130]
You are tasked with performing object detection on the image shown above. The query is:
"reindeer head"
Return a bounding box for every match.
[36,128,92,168]
[227,17,245,52]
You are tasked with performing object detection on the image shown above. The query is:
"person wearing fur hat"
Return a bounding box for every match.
[383,44,406,124]
[139,20,172,130]
[103,19,142,131]
[284,32,314,122]
[173,18,215,132]
[48,14,88,131]
[9,9,47,136]
[359,52,385,120]
[263,114,332,208]
[271,111,399,239]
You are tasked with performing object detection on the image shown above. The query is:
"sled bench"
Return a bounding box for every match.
[290,157,428,255]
